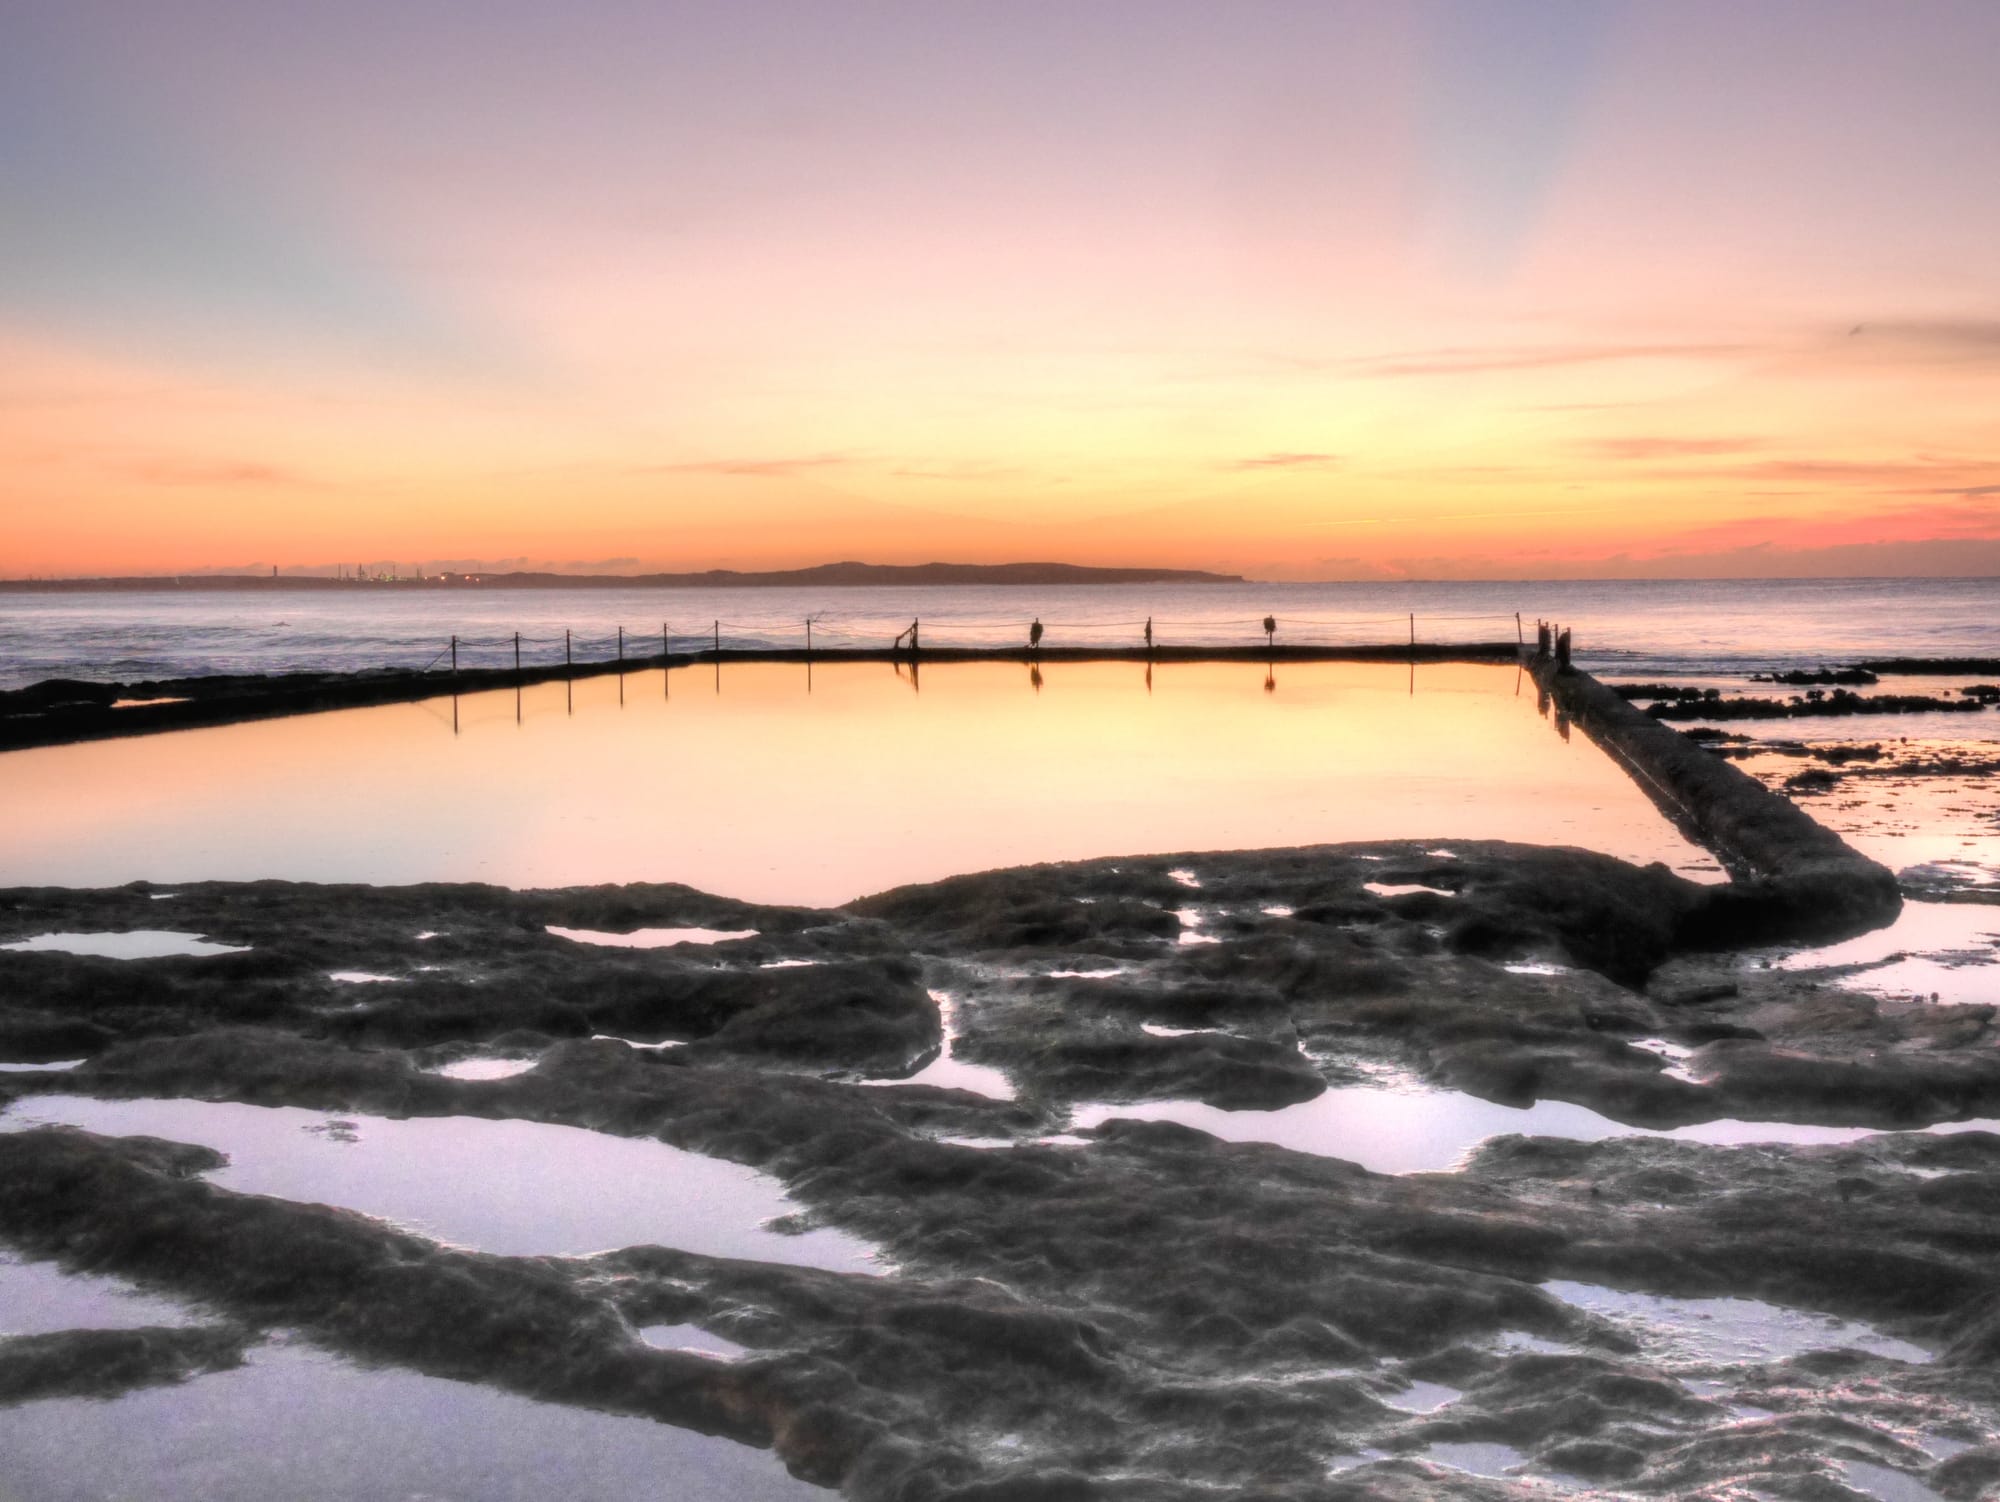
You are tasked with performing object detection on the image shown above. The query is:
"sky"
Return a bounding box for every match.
[3,0,1997,581]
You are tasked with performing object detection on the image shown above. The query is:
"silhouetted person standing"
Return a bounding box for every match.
[1143,617,1153,652]
[1263,615,1276,650]
[1029,618,1043,654]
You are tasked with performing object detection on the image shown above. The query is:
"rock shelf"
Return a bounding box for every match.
[3,821,1998,1496]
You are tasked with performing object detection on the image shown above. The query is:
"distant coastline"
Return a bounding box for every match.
[0,561,1245,592]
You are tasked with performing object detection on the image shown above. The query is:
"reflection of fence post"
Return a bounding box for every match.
[514,632,521,678]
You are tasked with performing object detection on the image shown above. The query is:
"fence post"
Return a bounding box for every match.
[1516,611,1523,645]
[450,634,457,676]
[514,631,521,677]
[565,629,571,671]
[1408,613,1415,649]
[617,626,624,665]
[713,619,720,656]
[805,618,812,656]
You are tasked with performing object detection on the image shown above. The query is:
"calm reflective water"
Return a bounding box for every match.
[1542,1280,1931,1366]
[0,1252,198,1336]
[1064,1088,2000,1174]
[0,1096,878,1273]
[0,660,1718,902]
[6,578,1998,686]
[0,1337,822,1502]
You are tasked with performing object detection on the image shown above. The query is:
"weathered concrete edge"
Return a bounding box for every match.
[0,642,1517,754]
[1529,652,1902,945]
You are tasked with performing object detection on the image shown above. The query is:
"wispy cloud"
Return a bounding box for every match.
[1225,451,1342,471]
[1579,436,1762,461]
[888,461,1024,482]
[125,458,317,488]
[638,453,852,478]
[1354,342,1751,379]
[1843,320,2000,361]
[1673,457,2000,492]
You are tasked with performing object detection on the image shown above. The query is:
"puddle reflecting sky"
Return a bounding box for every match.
[1542,1280,1931,1366]
[0,1338,822,1502]
[0,661,1718,905]
[0,1097,876,1273]
[1067,1087,1999,1175]
[0,1252,198,1336]
[1766,901,2000,1005]
[0,931,249,959]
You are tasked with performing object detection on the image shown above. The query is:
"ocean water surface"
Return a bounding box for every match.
[4,577,1997,688]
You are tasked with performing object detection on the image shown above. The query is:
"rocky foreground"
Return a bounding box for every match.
[3,845,2000,1499]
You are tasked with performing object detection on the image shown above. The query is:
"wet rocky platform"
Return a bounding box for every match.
[3,832,1999,1499]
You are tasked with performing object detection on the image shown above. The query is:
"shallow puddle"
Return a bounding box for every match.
[430,1057,540,1081]
[1841,1458,1949,1502]
[1542,1280,1932,1366]
[1383,1379,1461,1413]
[863,992,1015,1101]
[548,926,759,949]
[638,1323,749,1360]
[0,931,248,960]
[1769,901,2000,1005]
[1065,1087,2000,1174]
[0,1252,198,1336]
[0,1058,83,1072]
[1363,882,1455,899]
[0,1336,822,1501]
[0,1096,877,1273]
[1420,1441,1533,1480]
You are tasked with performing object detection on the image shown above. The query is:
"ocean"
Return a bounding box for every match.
[2,577,1996,690]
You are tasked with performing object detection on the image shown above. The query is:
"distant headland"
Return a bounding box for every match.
[0,562,1245,592]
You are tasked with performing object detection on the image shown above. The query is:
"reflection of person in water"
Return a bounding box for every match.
[1028,617,1044,653]
[1029,663,1043,693]
[1264,665,1276,694]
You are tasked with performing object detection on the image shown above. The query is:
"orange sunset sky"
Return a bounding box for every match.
[4,1,1997,582]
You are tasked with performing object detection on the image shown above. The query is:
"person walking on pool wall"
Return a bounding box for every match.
[1028,618,1043,655]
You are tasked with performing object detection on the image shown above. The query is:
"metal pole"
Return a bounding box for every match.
[514,631,521,677]
[450,634,457,676]
[1516,611,1523,645]
[617,626,624,664]
[805,618,812,656]
[713,619,720,656]
[1408,613,1415,649]
[565,629,571,671]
